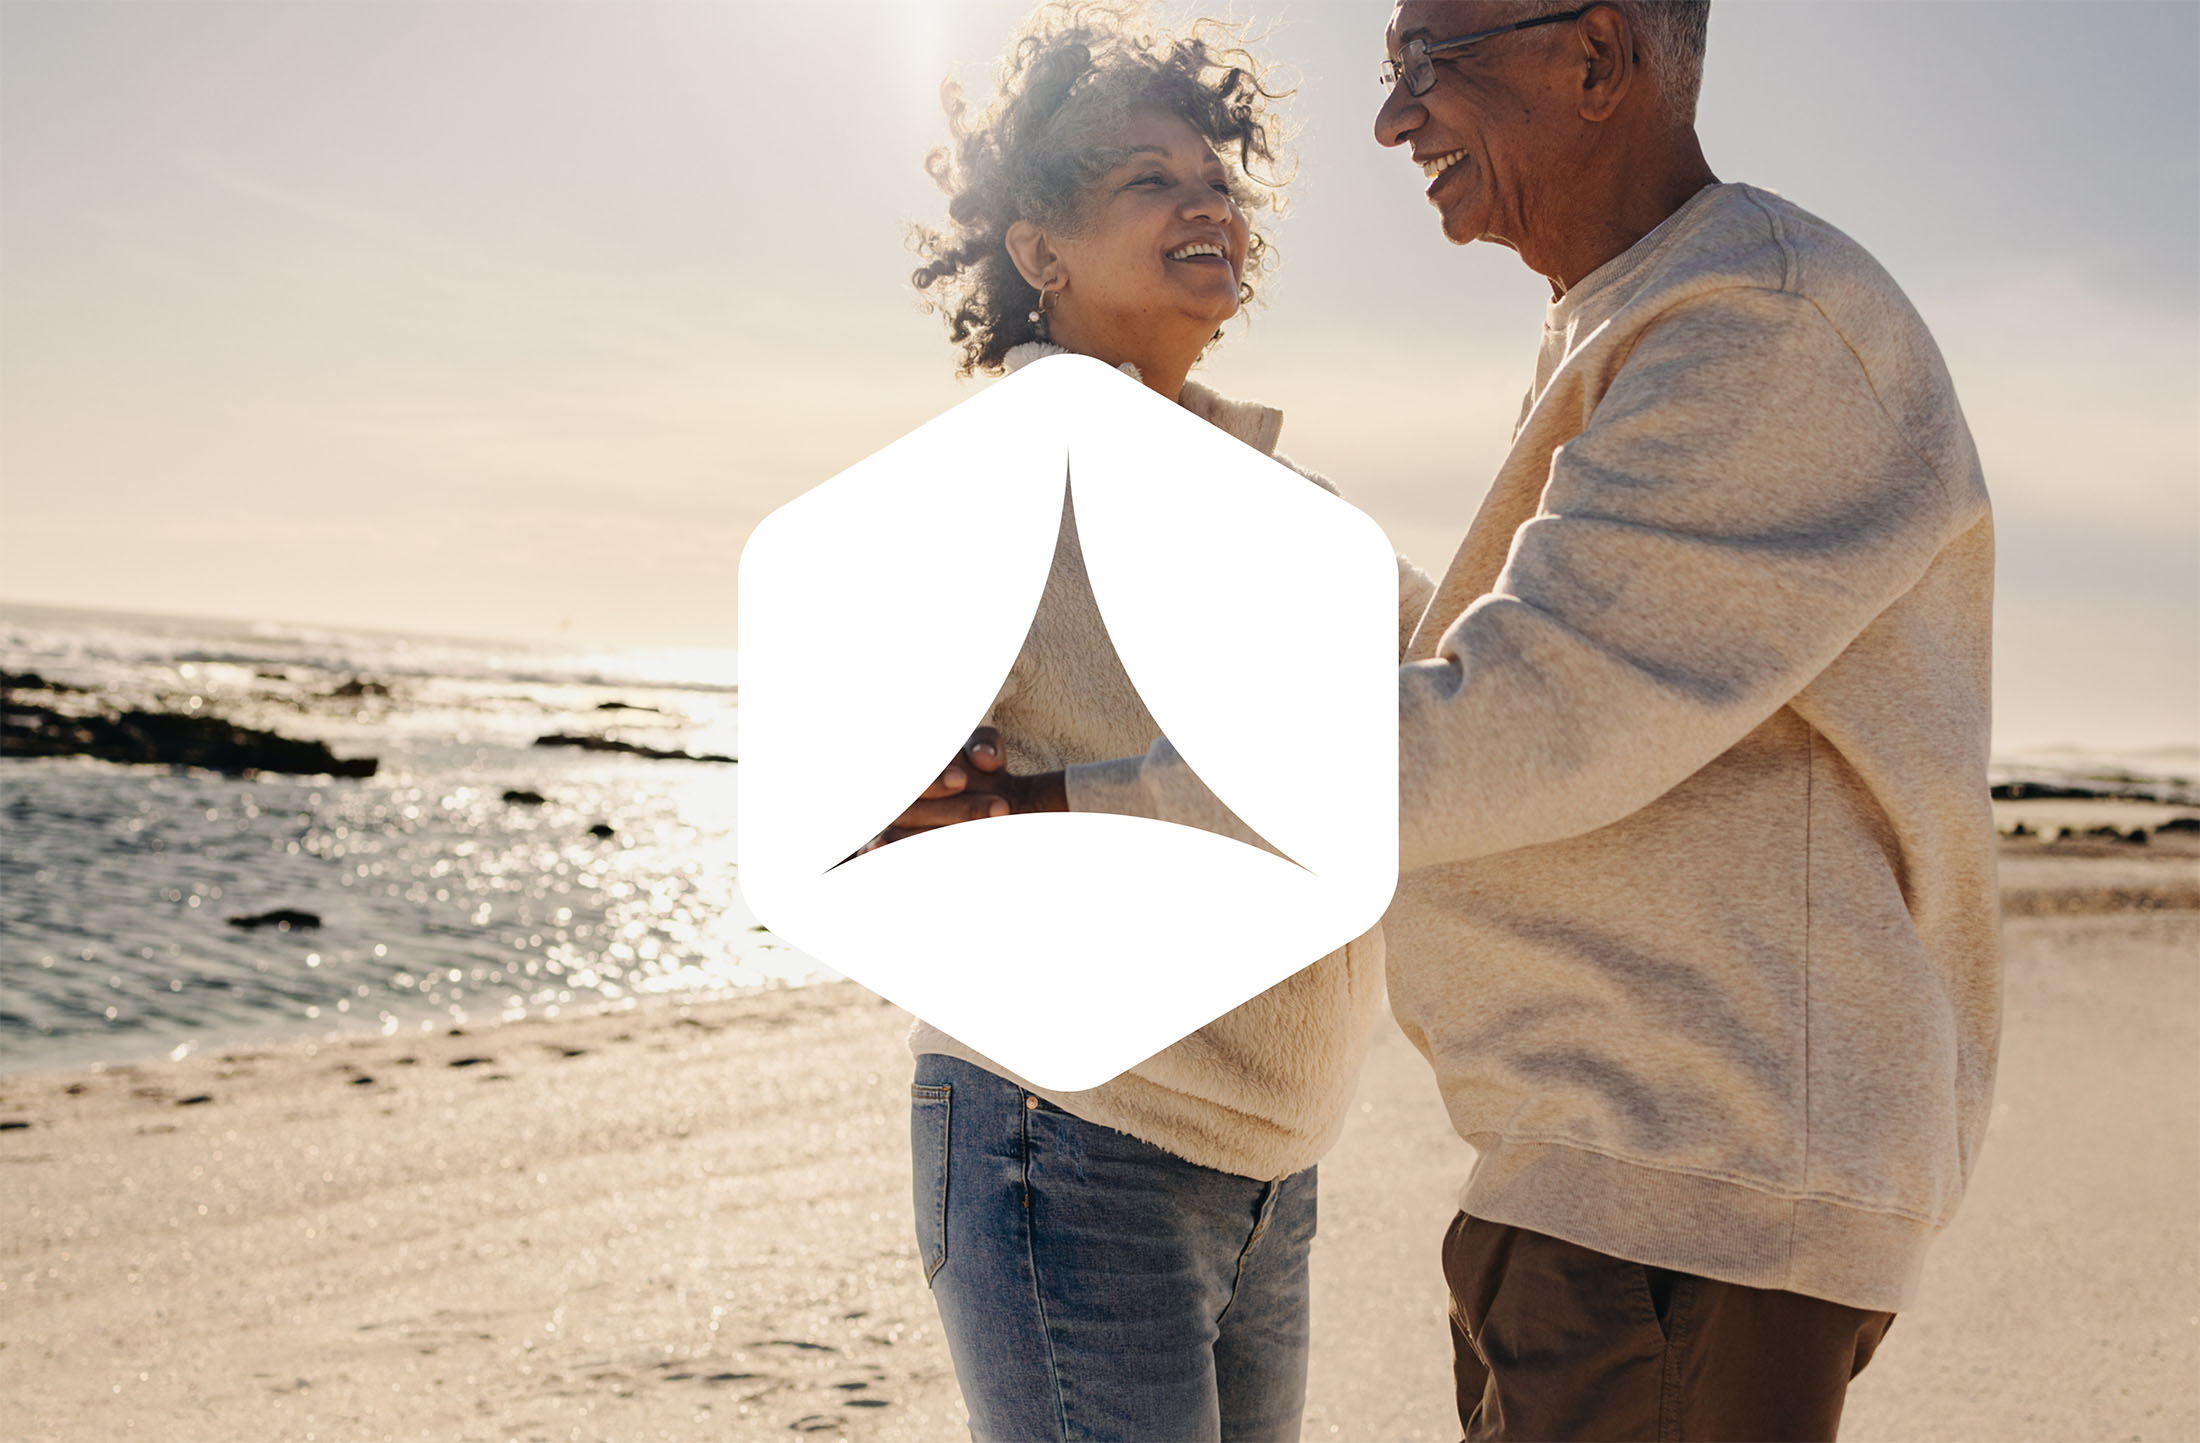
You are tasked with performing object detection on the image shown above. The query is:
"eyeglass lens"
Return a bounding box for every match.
[1379,38,1434,95]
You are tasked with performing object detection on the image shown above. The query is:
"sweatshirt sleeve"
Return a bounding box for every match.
[1069,287,1968,867]
[1394,552,1438,663]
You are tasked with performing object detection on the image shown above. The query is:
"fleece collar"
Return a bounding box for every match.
[1000,341,1285,458]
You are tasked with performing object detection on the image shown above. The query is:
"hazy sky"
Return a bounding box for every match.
[3,1,2195,752]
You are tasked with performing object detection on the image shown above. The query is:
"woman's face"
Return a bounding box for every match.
[1045,109,1250,350]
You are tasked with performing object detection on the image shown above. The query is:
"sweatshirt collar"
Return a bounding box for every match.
[1549,180,1734,331]
[1000,341,1284,458]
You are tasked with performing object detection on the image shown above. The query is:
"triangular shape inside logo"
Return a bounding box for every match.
[861,476,1298,866]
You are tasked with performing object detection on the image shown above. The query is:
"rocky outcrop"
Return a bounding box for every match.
[0,670,87,694]
[1,701,377,778]
[226,909,323,931]
[531,733,734,764]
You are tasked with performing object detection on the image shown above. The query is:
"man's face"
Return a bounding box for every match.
[1374,0,1585,251]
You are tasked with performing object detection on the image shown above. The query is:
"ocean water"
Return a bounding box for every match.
[0,602,827,1074]
[4,601,2194,1076]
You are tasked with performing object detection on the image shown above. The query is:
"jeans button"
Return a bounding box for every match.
[1024,1095,1039,1110]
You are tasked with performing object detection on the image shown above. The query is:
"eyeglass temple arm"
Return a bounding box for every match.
[1424,6,1592,58]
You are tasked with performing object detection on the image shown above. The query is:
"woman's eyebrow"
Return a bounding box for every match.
[1118,145,1225,166]
[1105,144,1226,178]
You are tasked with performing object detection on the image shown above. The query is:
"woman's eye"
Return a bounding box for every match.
[1131,174,1166,187]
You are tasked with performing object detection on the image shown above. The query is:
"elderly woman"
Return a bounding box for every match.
[898,5,1432,1439]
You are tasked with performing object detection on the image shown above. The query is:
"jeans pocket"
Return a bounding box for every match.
[909,1082,951,1285]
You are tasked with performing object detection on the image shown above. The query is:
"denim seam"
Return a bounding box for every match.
[1019,1093,1072,1441]
[912,1082,952,1284]
[1214,1178,1281,1330]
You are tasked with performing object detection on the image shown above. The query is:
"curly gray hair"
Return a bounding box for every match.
[908,2,1292,377]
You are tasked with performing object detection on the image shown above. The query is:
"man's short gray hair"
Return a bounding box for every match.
[1615,1,1712,125]
[1524,0,1711,125]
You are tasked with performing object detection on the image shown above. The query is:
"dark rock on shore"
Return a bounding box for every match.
[1993,778,2199,804]
[1994,781,2111,801]
[503,789,548,805]
[226,909,322,931]
[595,701,663,713]
[1,670,88,694]
[328,677,390,699]
[1,701,377,777]
[588,823,616,838]
[532,733,735,764]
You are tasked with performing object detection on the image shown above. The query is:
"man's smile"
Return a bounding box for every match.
[1419,148,1471,201]
[1418,148,1469,180]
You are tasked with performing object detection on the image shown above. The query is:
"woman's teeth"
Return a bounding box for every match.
[1167,243,1226,261]
[1421,149,1467,180]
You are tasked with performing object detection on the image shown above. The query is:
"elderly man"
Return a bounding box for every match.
[900,2,1998,1436]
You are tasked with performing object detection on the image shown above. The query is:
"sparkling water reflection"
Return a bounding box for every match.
[1,604,824,1073]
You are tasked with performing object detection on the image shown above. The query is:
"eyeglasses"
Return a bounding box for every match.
[1378,6,1597,97]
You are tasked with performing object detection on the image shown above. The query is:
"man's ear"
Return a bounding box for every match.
[1576,4,1635,123]
[1005,219,1066,292]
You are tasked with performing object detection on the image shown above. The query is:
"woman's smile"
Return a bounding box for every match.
[1165,240,1233,266]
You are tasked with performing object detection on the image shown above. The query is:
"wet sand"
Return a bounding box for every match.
[3,847,2195,1441]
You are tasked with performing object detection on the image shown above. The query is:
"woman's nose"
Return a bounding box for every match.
[1181,182,1231,222]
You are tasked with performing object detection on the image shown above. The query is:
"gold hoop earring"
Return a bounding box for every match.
[1027,285,1057,341]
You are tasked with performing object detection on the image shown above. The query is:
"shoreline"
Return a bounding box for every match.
[8,820,2194,1083]
[2,906,2195,1439]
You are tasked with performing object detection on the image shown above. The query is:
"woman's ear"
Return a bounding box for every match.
[1005,220,1066,293]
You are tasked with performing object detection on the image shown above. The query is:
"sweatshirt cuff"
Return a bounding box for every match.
[1064,743,1265,849]
[1064,754,1161,821]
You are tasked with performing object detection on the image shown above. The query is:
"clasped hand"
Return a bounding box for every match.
[856,726,1069,855]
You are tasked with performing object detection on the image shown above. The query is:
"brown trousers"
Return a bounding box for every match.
[1443,1213,1895,1442]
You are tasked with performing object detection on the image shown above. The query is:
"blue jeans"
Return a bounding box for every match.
[911,1054,1316,1443]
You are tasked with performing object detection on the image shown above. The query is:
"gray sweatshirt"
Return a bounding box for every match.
[1068,184,2000,1311]
[908,342,1439,1181]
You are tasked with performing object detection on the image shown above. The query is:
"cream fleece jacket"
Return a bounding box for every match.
[908,342,1438,1181]
[1067,184,1999,1310]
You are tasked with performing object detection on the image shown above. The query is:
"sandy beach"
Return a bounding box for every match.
[4,839,2195,1442]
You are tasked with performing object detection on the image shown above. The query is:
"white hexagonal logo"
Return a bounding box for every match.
[737,354,1397,1089]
